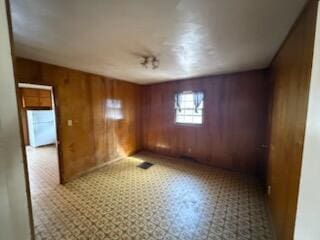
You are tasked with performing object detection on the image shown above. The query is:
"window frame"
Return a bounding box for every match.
[174,91,205,126]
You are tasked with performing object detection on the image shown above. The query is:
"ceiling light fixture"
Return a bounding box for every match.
[140,55,160,69]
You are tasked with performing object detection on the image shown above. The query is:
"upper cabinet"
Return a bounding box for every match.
[21,88,52,108]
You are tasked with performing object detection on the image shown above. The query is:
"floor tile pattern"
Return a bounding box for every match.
[27,146,274,240]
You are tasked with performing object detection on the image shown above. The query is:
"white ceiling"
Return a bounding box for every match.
[10,0,307,84]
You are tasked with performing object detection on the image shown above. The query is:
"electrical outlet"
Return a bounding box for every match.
[188,148,191,153]
[267,185,271,195]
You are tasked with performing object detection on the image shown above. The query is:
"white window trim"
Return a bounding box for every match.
[174,91,204,126]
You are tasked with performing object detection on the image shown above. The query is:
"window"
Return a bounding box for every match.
[175,91,204,125]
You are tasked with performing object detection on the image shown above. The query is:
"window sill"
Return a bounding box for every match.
[175,122,203,127]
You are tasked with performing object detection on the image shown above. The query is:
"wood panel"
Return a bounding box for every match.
[20,107,29,145]
[15,58,142,182]
[142,70,270,175]
[266,1,318,239]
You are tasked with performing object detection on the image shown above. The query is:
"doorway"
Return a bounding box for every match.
[18,83,61,186]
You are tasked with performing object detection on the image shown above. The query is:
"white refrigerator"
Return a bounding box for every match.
[27,110,56,147]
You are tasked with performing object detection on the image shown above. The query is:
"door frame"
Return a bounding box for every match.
[18,83,64,184]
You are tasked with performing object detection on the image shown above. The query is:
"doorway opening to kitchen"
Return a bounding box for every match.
[18,83,62,190]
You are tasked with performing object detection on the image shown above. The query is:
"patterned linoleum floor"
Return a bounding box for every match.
[27,146,274,240]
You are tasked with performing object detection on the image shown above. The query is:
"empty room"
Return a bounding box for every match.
[1,0,320,240]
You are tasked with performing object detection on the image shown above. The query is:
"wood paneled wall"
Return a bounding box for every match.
[15,58,142,182]
[142,70,270,174]
[16,58,270,178]
[266,1,318,239]
[20,107,29,145]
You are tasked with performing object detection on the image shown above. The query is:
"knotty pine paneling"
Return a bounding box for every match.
[266,1,318,239]
[15,58,142,182]
[142,70,270,175]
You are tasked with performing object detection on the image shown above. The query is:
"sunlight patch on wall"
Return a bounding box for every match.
[106,99,123,120]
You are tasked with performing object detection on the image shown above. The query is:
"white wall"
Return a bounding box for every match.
[0,0,32,239]
[295,2,320,240]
